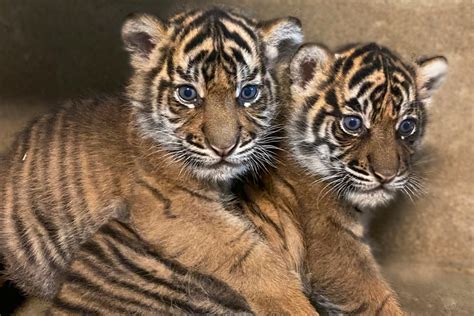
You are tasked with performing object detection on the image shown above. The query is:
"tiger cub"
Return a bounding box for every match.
[274,43,447,314]
[0,8,318,314]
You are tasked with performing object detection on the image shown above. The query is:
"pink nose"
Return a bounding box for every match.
[209,142,238,157]
[373,170,397,184]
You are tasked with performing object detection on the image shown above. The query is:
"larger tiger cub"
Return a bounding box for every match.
[0,9,318,314]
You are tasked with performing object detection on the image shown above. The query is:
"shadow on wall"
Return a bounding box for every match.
[0,0,192,99]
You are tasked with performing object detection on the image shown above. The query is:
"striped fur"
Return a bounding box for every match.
[0,9,320,314]
[277,43,447,315]
[49,221,253,315]
[48,173,310,315]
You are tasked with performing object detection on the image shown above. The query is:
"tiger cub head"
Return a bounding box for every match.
[121,9,303,182]
[288,43,448,208]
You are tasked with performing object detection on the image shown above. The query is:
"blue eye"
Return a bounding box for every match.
[398,118,417,137]
[238,85,259,105]
[342,116,363,133]
[177,85,198,103]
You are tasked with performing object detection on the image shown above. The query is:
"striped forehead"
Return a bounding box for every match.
[337,44,417,121]
[170,10,262,86]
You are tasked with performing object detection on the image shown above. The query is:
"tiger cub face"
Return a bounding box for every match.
[289,43,448,208]
[122,9,302,182]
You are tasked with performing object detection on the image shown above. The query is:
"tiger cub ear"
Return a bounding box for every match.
[290,43,333,92]
[121,13,166,63]
[258,17,303,65]
[415,56,448,101]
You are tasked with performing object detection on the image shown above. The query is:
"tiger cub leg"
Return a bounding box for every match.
[306,216,404,315]
[49,221,253,315]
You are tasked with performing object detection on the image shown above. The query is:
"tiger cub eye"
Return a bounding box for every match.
[177,85,198,105]
[342,115,363,133]
[238,85,259,107]
[398,118,417,137]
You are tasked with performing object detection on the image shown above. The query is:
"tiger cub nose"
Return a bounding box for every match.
[373,169,397,184]
[209,141,238,157]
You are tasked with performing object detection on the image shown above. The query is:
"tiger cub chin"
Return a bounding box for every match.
[275,42,447,315]
[0,8,318,314]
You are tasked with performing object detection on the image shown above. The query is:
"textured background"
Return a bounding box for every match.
[0,1,472,314]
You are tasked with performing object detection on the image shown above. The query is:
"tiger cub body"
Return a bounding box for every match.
[0,9,318,314]
[48,43,447,315]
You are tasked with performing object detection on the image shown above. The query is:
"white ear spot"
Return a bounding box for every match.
[416,56,448,100]
[259,17,303,64]
[266,46,279,61]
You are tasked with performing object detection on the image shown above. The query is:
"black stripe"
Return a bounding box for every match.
[219,22,252,54]
[225,226,252,245]
[136,180,175,218]
[325,89,339,108]
[350,43,380,60]
[51,298,100,315]
[247,200,285,240]
[348,302,369,314]
[342,57,354,75]
[174,184,218,202]
[143,47,169,104]
[12,211,37,267]
[361,51,376,64]
[225,14,258,42]
[72,135,90,236]
[312,109,329,138]
[58,115,78,250]
[9,124,37,267]
[188,49,209,70]
[183,27,210,54]
[370,84,387,105]
[231,47,246,65]
[327,217,362,242]
[220,50,237,74]
[173,10,212,40]
[349,65,378,89]
[346,98,362,112]
[375,294,392,316]
[302,95,319,113]
[356,81,374,98]
[165,48,175,78]
[229,242,257,273]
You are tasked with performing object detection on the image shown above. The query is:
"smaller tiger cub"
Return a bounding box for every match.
[280,42,448,315]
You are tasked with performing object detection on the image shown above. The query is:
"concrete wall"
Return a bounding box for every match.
[0,1,472,314]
